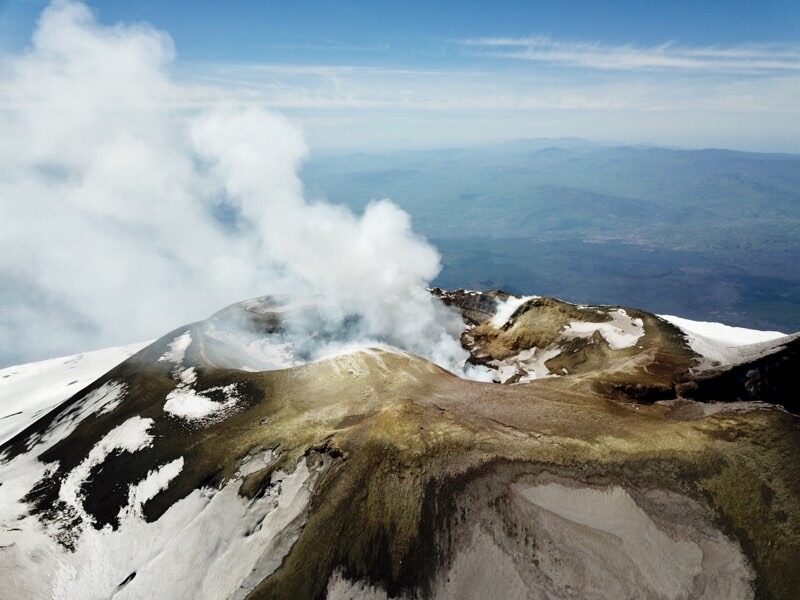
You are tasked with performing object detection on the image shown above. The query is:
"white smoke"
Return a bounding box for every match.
[0,1,467,370]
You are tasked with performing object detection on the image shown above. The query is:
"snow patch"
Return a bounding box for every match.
[177,367,197,385]
[564,309,644,350]
[80,380,127,417]
[20,380,130,453]
[659,314,787,368]
[59,416,154,525]
[516,347,563,382]
[659,315,785,347]
[491,347,562,384]
[491,295,537,327]
[159,332,192,365]
[0,456,322,600]
[164,384,240,422]
[124,457,184,517]
[0,342,149,445]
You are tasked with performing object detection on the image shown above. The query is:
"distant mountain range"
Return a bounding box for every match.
[303,141,800,331]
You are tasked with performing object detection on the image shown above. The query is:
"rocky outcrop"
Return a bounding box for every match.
[678,335,800,412]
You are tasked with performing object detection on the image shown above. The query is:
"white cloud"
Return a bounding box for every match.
[460,36,800,73]
[158,59,800,152]
[0,1,466,370]
[170,61,800,113]
[1,14,799,153]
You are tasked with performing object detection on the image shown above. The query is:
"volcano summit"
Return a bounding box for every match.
[1,290,798,599]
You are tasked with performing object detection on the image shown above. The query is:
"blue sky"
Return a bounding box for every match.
[2,0,800,151]
[3,1,799,63]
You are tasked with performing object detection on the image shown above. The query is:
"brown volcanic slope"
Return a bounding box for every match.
[1,291,799,599]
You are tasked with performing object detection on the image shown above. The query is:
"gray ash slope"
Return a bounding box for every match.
[1,290,799,599]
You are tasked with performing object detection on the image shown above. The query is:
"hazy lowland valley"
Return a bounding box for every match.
[304,140,800,331]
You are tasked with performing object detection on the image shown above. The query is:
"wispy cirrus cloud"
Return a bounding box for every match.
[167,59,800,153]
[172,61,800,114]
[2,16,798,153]
[460,36,800,73]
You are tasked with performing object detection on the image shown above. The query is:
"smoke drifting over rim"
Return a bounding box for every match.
[0,1,467,371]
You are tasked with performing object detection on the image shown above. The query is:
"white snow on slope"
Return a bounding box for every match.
[564,309,645,350]
[477,347,563,385]
[0,353,321,600]
[163,384,240,421]
[178,367,198,385]
[59,416,155,525]
[491,295,538,327]
[159,331,192,364]
[124,457,185,518]
[12,380,131,460]
[517,347,564,382]
[0,453,320,600]
[659,315,787,367]
[660,315,785,347]
[0,341,150,444]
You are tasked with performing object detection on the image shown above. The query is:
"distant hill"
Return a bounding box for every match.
[302,142,800,331]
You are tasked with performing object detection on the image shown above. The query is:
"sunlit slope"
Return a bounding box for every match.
[0,342,150,445]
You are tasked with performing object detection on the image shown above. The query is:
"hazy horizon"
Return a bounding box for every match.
[305,136,800,157]
[2,1,800,153]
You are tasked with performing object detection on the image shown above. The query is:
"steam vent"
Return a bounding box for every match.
[2,290,799,599]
